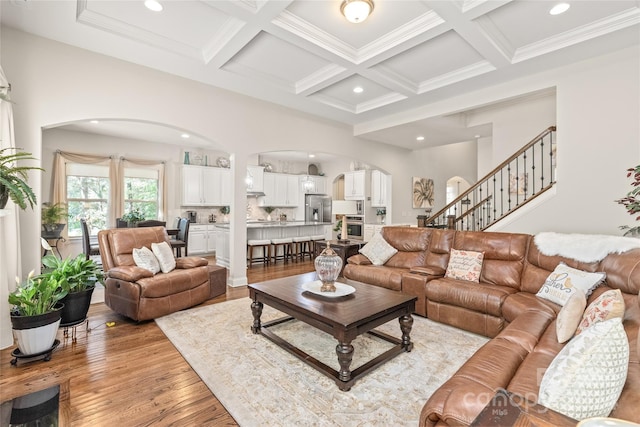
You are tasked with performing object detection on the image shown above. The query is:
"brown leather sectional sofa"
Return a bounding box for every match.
[98,226,212,321]
[343,227,640,426]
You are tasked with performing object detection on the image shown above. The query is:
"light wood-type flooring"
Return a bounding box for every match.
[0,257,315,426]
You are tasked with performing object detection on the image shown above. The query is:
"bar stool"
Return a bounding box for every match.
[247,239,271,267]
[271,237,294,264]
[309,235,326,259]
[292,236,312,262]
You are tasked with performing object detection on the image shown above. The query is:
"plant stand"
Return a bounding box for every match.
[10,339,60,366]
[61,317,90,343]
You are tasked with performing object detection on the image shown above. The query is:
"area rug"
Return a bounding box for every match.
[155,298,488,426]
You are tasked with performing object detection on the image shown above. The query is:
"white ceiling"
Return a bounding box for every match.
[3,0,639,151]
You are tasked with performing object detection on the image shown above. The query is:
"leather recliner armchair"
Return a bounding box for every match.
[98,226,210,321]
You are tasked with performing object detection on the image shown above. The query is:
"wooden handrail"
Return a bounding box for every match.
[428,126,556,222]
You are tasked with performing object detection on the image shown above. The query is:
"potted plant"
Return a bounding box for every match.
[121,207,146,227]
[41,254,103,325]
[376,208,386,224]
[220,206,230,222]
[263,206,275,221]
[615,164,640,236]
[9,270,68,356]
[41,202,68,239]
[0,147,42,210]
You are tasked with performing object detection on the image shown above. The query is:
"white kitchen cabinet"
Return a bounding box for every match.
[371,170,388,207]
[300,175,327,194]
[182,165,229,206]
[188,224,217,255]
[261,173,300,207]
[344,170,366,200]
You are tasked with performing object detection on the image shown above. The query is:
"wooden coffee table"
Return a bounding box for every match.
[248,272,416,391]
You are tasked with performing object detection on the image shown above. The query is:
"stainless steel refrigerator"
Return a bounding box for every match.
[305,194,332,223]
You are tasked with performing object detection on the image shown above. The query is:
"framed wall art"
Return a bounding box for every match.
[413,177,434,208]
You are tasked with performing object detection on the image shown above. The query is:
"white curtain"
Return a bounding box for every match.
[0,66,20,349]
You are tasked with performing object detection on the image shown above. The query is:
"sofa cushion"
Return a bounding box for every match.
[538,318,629,420]
[343,265,404,291]
[381,226,429,269]
[426,278,516,318]
[137,265,209,298]
[346,254,372,265]
[359,232,397,266]
[152,241,176,273]
[133,246,160,274]
[575,289,625,335]
[502,292,559,323]
[556,290,587,343]
[535,262,606,306]
[445,249,483,282]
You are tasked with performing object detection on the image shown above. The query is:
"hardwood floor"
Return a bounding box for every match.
[1,258,315,426]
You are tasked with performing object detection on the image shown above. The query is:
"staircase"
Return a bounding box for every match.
[424,126,556,231]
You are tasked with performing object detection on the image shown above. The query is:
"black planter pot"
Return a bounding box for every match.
[41,223,66,239]
[10,305,63,330]
[60,286,95,325]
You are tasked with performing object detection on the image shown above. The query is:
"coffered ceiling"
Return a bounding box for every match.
[2,0,639,149]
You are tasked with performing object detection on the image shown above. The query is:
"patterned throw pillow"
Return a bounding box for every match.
[151,241,176,273]
[133,246,160,274]
[535,263,606,306]
[556,290,587,343]
[575,289,625,335]
[538,318,629,420]
[359,233,397,266]
[444,249,484,283]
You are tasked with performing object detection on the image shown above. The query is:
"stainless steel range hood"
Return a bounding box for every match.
[247,191,265,197]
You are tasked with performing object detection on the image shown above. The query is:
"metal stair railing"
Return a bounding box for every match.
[424,126,557,231]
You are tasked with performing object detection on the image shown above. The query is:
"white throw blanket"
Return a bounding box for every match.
[534,232,640,263]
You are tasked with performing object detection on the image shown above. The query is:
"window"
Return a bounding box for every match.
[66,164,110,237]
[124,167,159,220]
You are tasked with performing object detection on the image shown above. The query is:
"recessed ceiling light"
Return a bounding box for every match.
[416,136,425,141]
[549,3,570,15]
[144,0,163,12]
[353,86,364,94]
[90,120,99,124]
[474,134,481,138]
[308,154,315,158]
[181,133,190,139]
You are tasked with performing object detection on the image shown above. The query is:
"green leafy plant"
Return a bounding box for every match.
[376,208,386,216]
[41,254,103,293]
[0,147,43,210]
[121,207,146,224]
[220,206,230,215]
[263,206,275,214]
[333,218,342,233]
[9,270,68,317]
[42,202,68,226]
[615,165,640,236]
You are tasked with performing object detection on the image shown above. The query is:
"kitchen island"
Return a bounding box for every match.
[214,221,331,267]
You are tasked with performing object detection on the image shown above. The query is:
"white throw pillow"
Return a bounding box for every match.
[555,290,587,343]
[359,233,397,266]
[444,249,484,283]
[536,262,606,306]
[538,318,629,420]
[151,241,176,273]
[133,246,160,274]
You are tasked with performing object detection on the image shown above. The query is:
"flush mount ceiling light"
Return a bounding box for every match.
[340,0,374,24]
[353,86,364,94]
[144,0,163,12]
[549,2,570,15]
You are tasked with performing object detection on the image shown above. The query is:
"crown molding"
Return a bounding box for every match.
[295,64,349,95]
[202,18,247,64]
[418,60,496,94]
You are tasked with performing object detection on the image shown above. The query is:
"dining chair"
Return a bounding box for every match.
[116,218,129,228]
[80,218,101,260]
[170,217,189,257]
[137,219,167,227]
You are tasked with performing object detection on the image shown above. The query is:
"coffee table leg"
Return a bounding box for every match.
[336,341,354,385]
[399,314,414,351]
[251,300,263,334]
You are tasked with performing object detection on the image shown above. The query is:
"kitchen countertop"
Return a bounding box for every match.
[214,221,331,229]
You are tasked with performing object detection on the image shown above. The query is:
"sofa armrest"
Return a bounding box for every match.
[107,266,154,282]
[410,266,445,276]
[176,257,209,269]
[347,254,372,265]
